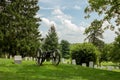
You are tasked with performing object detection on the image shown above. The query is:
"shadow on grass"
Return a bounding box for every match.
[0,60,120,80]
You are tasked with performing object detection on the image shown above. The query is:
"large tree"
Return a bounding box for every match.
[85,0,120,26]
[42,25,59,51]
[0,0,41,57]
[60,40,70,59]
[84,19,104,50]
[110,28,120,63]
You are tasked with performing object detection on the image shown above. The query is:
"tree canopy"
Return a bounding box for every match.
[0,0,41,57]
[42,25,59,51]
[85,0,120,26]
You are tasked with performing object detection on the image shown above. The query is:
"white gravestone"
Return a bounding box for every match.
[89,61,94,68]
[107,66,113,71]
[25,57,28,61]
[94,65,98,68]
[14,55,22,64]
[116,67,119,70]
[72,59,76,65]
[10,55,12,59]
[82,63,86,67]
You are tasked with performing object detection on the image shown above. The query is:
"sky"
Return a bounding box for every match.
[37,0,117,43]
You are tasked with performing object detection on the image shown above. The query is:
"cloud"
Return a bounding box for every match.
[52,8,64,15]
[41,18,56,27]
[52,8,85,32]
[35,13,42,18]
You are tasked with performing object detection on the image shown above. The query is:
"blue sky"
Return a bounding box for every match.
[37,0,116,43]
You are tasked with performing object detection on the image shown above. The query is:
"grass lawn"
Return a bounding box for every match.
[0,58,120,80]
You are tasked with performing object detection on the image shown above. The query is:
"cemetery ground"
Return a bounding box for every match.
[0,58,120,80]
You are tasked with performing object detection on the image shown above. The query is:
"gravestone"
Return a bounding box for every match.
[61,58,65,63]
[34,58,36,61]
[72,59,76,65]
[25,57,28,61]
[94,65,97,68]
[89,61,94,68]
[107,66,113,71]
[116,67,119,69]
[82,63,86,67]
[14,55,22,64]
[10,55,12,59]
[5,55,8,59]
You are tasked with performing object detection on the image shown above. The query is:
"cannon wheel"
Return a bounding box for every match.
[52,49,60,65]
[36,49,44,66]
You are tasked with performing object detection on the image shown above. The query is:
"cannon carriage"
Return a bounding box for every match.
[36,49,60,66]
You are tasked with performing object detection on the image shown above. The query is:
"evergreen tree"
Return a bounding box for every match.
[60,40,70,59]
[42,25,59,51]
[0,0,41,57]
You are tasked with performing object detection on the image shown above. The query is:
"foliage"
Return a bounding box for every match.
[42,25,59,51]
[85,0,120,26]
[0,58,120,80]
[71,43,100,66]
[110,35,120,63]
[0,0,41,57]
[84,19,104,50]
[60,40,70,59]
[100,43,114,62]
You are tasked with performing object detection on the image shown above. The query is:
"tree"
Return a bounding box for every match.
[71,43,100,66]
[100,43,113,62]
[85,0,120,26]
[84,19,104,50]
[110,35,120,63]
[42,25,59,51]
[0,0,41,57]
[60,40,70,59]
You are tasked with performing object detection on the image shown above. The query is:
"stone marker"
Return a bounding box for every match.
[116,67,119,69]
[72,59,76,65]
[107,66,113,71]
[10,55,12,59]
[25,57,28,61]
[61,58,65,63]
[14,55,22,64]
[94,65,97,68]
[82,63,86,67]
[89,61,94,68]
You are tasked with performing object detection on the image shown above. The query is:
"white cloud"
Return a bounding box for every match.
[52,8,85,32]
[52,8,63,15]
[41,18,56,27]
[35,13,42,18]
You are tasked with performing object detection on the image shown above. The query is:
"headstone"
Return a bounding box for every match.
[61,58,65,63]
[10,55,12,59]
[30,57,33,61]
[89,61,94,68]
[107,66,113,71]
[82,63,86,67]
[94,65,98,68]
[25,57,28,61]
[116,67,119,69]
[100,66,106,69]
[72,59,76,65]
[34,58,36,61]
[5,55,8,59]
[14,55,22,64]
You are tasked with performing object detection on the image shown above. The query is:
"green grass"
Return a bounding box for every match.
[0,58,120,80]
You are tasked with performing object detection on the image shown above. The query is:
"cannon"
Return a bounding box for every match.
[36,49,61,66]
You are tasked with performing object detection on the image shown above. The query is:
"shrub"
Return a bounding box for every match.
[71,43,100,66]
